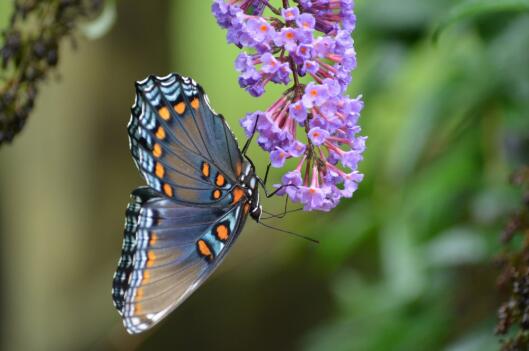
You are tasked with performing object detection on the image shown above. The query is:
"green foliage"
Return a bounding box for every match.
[165,1,529,350]
[433,0,529,41]
[0,2,12,46]
[0,0,104,145]
[302,1,529,350]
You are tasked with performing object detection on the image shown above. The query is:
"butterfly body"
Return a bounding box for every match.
[112,73,262,334]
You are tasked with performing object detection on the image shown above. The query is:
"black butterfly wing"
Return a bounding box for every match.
[112,187,249,334]
[128,74,244,207]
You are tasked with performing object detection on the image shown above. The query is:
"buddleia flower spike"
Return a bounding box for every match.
[213,0,366,211]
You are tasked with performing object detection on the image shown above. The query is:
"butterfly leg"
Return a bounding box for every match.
[257,163,304,219]
[256,162,300,199]
[257,163,276,198]
[262,162,271,188]
[242,116,298,199]
[261,196,299,219]
[242,114,261,155]
[258,177,299,199]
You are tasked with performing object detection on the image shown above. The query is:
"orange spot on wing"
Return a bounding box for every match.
[135,303,142,314]
[149,233,158,246]
[212,189,222,200]
[155,163,165,178]
[159,106,171,120]
[191,98,200,109]
[153,144,162,158]
[163,183,173,197]
[215,224,229,241]
[174,102,186,114]
[244,203,250,214]
[215,173,226,187]
[201,162,210,177]
[197,239,213,259]
[143,271,150,283]
[231,186,245,204]
[235,162,242,176]
[147,251,156,267]
[155,126,166,140]
[136,288,144,299]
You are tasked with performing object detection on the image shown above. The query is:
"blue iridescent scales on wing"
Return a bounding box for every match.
[112,73,262,334]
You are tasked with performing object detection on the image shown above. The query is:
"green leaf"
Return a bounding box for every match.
[424,227,487,267]
[0,2,13,46]
[433,0,529,42]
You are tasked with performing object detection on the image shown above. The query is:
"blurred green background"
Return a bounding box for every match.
[1,1,529,350]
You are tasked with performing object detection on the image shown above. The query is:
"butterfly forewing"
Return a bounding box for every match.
[128,74,244,206]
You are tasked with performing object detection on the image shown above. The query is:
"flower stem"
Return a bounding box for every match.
[289,55,299,87]
[260,0,281,15]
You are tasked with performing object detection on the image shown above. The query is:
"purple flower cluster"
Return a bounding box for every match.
[213,0,365,212]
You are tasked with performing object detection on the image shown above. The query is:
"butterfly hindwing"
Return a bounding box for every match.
[128,74,244,206]
[112,186,248,334]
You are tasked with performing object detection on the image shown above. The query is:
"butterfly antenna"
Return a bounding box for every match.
[258,222,319,244]
[261,208,303,220]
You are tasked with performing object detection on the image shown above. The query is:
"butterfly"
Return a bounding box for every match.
[112,73,263,334]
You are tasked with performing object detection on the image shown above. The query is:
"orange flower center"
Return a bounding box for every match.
[260,25,268,32]
[310,89,318,96]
